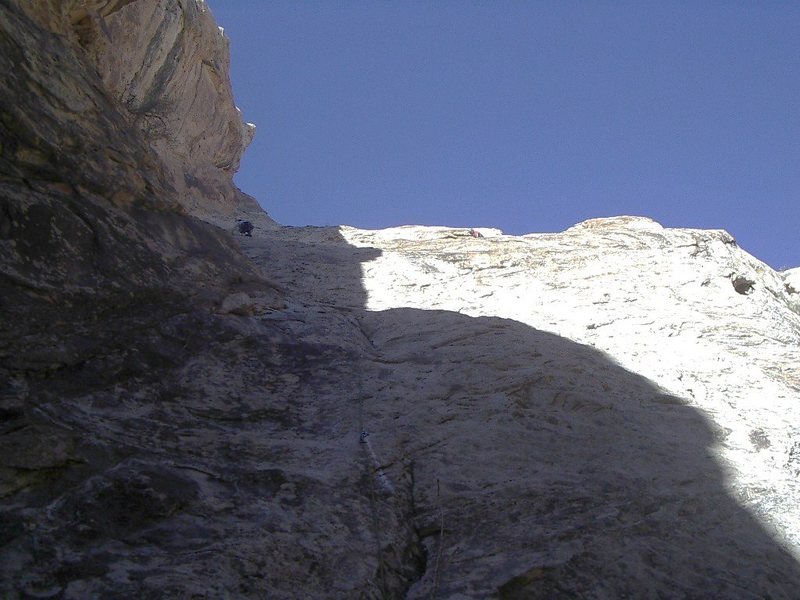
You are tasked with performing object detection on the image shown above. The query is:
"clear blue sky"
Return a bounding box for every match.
[212,2,798,269]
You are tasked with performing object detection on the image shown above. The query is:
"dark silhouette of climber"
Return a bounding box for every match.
[732,275,755,294]
[236,219,254,237]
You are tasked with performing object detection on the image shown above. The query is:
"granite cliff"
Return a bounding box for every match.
[2,1,800,598]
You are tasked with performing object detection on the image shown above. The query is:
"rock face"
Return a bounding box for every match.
[783,267,800,296]
[242,221,800,598]
[12,0,267,224]
[89,0,260,221]
[2,1,800,599]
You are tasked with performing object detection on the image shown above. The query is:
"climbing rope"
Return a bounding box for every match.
[356,360,395,495]
[356,369,393,596]
[359,430,396,495]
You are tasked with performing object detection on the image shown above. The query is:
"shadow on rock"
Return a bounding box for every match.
[225,227,800,598]
[354,306,800,598]
[1,0,798,596]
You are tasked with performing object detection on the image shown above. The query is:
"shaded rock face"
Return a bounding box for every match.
[13,0,266,223]
[0,4,287,595]
[0,0,267,365]
[2,1,800,599]
[88,0,259,220]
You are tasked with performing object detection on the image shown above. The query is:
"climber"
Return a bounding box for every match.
[731,275,755,295]
[469,228,483,238]
[236,219,254,237]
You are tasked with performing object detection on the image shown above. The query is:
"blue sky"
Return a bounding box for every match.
[212,2,798,269]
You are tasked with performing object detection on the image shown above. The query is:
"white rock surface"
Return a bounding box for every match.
[783,267,800,295]
[239,217,800,596]
[339,217,800,548]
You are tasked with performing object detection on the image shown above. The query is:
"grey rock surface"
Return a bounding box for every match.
[2,1,800,599]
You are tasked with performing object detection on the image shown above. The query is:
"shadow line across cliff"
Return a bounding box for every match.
[260,226,800,599]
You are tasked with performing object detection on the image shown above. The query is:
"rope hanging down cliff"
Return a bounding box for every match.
[356,375,394,596]
[359,430,395,495]
[356,377,395,495]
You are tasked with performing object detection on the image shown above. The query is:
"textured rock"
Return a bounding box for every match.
[2,1,800,598]
[783,267,800,296]
[235,220,800,598]
[88,0,260,220]
[0,4,285,594]
[12,0,269,224]
[13,0,139,36]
